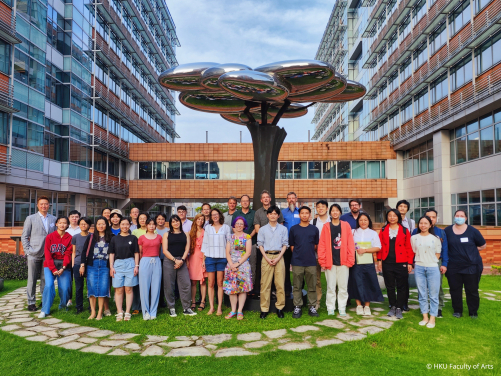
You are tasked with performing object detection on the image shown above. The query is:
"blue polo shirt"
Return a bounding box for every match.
[282,207,300,234]
[340,212,358,229]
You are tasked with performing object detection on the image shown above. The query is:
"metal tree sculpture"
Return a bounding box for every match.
[159,60,366,208]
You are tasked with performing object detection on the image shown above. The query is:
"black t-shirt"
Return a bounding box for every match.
[167,232,187,258]
[289,224,319,267]
[330,223,341,266]
[444,225,485,274]
[109,234,139,260]
[385,237,397,264]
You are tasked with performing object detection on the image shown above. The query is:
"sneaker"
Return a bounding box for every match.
[356,305,364,315]
[470,314,478,319]
[453,312,462,318]
[328,310,335,316]
[402,305,409,312]
[426,322,435,328]
[308,306,319,317]
[38,312,46,319]
[143,313,151,321]
[437,310,443,318]
[66,300,72,308]
[183,308,197,316]
[363,306,372,316]
[169,308,177,317]
[292,306,302,319]
[339,310,346,317]
[395,308,403,319]
[387,306,396,317]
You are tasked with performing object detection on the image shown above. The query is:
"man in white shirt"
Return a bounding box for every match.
[310,200,329,310]
[177,205,193,233]
[66,210,81,236]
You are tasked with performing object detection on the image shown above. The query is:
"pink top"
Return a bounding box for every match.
[138,234,162,257]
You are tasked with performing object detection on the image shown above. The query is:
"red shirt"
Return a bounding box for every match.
[138,234,162,258]
[377,225,413,264]
[43,231,73,273]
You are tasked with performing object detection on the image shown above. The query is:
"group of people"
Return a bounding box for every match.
[21,192,486,327]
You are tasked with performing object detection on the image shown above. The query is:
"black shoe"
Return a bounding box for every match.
[76,308,83,314]
[437,310,443,318]
[453,312,462,318]
[252,294,260,300]
[402,305,410,312]
[470,314,478,319]
[308,306,319,317]
[276,309,284,319]
[260,311,268,319]
[292,306,302,319]
[27,304,37,312]
[389,304,392,309]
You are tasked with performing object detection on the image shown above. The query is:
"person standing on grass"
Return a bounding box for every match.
[348,213,384,316]
[155,213,169,309]
[131,212,153,315]
[71,217,92,315]
[317,204,355,317]
[109,209,123,236]
[289,206,320,319]
[22,195,56,312]
[411,216,443,329]
[444,210,486,319]
[109,217,139,322]
[65,209,81,309]
[282,192,301,299]
[202,208,232,316]
[257,205,288,319]
[201,203,211,229]
[177,205,193,233]
[129,207,140,231]
[38,216,72,318]
[223,216,253,320]
[310,200,329,310]
[188,214,207,311]
[224,196,238,228]
[377,209,413,320]
[411,209,449,318]
[396,199,415,312]
[138,218,163,320]
[162,215,197,317]
[81,216,112,320]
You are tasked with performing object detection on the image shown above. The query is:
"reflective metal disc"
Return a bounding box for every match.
[200,63,252,91]
[289,72,347,103]
[218,70,290,102]
[249,103,308,118]
[323,79,366,102]
[159,62,219,91]
[179,91,249,113]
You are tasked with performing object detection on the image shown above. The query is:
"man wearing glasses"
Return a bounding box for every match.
[340,199,363,230]
[177,205,193,233]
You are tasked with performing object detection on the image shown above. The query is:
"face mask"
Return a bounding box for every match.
[454,217,466,225]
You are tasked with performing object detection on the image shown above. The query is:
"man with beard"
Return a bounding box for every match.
[281,192,301,298]
[340,199,362,230]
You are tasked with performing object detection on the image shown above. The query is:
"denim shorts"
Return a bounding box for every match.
[112,258,138,288]
[87,259,110,297]
[205,257,227,272]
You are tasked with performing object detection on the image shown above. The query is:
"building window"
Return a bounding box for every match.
[403,140,434,178]
[449,1,471,36]
[412,0,426,25]
[451,188,501,226]
[401,100,412,123]
[414,88,429,115]
[413,43,427,71]
[429,22,447,56]
[400,58,412,83]
[408,197,435,221]
[431,73,448,104]
[475,31,501,75]
[450,56,473,91]
[475,0,491,13]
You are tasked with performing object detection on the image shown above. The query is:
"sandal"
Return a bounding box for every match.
[237,312,244,320]
[225,311,237,319]
[191,303,197,310]
[115,312,123,322]
[124,313,132,321]
[198,302,206,311]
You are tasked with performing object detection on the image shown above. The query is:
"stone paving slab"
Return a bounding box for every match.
[50,323,79,329]
[141,345,164,356]
[80,346,111,354]
[175,336,192,341]
[263,329,287,339]
[40,318,62,325]
[43,330,60,338]
[278,342,312,351]
[166,346,211,357]
[22,322,39,327]
[60,341,88,350]
[109,333,139,340]
[243,341,269,349]
[48,334,80,346]
[124,343,141,350]
[336,332,366,341]
[357,326,384,335]
[11,330,36,337]
[315,319,345,329]
[215,347,257,357]
[146,335,168,342]
[87,330,115,338]
[316,339,343,347]
[77,337,98,344]
[6,317,33,324]
[202,334,232,344]
[237,332,261,341]
[109,349,129,356]
[26,335,49,342]
[59,326,99,336]
[290,325,319,333]
[100,340,129,347]
[1,324,21,332]
[162,341,194,348]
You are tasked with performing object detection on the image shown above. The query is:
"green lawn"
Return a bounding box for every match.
[0,276,500,376]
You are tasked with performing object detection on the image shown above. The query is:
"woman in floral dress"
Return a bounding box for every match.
[223,216,253,320]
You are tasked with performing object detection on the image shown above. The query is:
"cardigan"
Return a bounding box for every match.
[317,220,355,269]
[377,224,413,264]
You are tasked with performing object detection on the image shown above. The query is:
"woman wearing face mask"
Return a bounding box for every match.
[444,210,486,319]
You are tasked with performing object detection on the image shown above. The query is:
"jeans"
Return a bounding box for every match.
[414,265,440,316]
[72,265,85,310]
[41,268,71,315]
[87,259,110,297]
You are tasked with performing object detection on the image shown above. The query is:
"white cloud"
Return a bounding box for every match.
[167,0,333,143]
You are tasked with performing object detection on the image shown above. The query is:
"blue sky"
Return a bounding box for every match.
[167,0,334,143]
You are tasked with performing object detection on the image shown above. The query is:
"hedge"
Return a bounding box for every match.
[0,252,28,280]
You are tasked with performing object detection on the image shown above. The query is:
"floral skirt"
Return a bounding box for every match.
[223,259,253,295]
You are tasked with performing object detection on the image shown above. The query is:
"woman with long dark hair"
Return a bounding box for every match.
[348,213,384,316]
[188,213,207,311]
[81,216,113,320]
[377,209,413,320]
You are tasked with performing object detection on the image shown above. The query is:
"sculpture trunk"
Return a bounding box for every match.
[246,122,287,210]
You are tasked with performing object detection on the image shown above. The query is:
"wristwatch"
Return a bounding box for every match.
[182,258,186,262]
[62,266,66,270]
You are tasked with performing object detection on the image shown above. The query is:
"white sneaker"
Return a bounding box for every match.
[38,312,46,319]
[169,308,177,317]
[426,322,435,329]
[363,306,372,316]
[328,310,335,316]
[419,320,429,326]
[356,306,364,315]
[66,300,72,307]
[183,308,197,316]
[339,310,346,317]
[143,313,151,321]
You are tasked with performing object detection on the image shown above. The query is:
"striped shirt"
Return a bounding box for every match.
[201,224,232,258]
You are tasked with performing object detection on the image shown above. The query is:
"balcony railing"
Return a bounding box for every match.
[0,4,21,44]
[320,115,347,142]
[0,80,17,113]
[93,124,129,158]
[0,150,11,175]
[387,62,501,146]
[92,175,129,195]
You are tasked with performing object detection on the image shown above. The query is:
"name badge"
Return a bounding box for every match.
[460,237,468,243]
[294,214,300,218]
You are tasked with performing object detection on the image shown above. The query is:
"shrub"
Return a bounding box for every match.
[0,252,28,280]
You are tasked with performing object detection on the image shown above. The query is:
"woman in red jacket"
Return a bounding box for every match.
[39,216,73,318]
[377,209,413,320]
[317,204,355,316]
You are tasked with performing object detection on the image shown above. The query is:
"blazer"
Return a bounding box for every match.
[21,212,57,260]
[377,224,413,264]
[317,220,355,269]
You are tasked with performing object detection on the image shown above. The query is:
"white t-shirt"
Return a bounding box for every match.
[310,216,329,237]
[352,228,381,248]
[411,233,441,267]
[66,226,81,236]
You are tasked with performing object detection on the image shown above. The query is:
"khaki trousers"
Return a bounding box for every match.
[292,265,317,307]
[260,254,285,312]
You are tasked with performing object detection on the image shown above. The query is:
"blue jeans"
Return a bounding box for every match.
[415,264,440,317]
[42,267,72,315]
